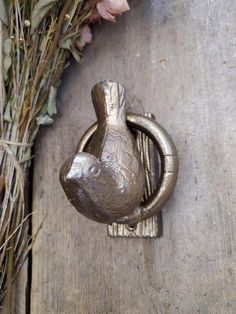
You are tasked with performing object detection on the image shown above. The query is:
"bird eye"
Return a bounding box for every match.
[89,166,100,177]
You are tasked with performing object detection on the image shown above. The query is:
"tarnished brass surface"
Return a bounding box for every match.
[77,112,179,226]
[60,81,145,224]
[60,80,179,227]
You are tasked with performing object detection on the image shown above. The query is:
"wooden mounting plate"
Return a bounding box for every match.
[108,213,162,238]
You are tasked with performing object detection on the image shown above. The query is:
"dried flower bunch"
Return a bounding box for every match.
[0,0,129,309]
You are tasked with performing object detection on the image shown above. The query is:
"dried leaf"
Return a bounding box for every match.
[3,101,12,123]
[20,148,32,164]
[3,56,11,79]
[3,38,11,54]
[31,0,57,34]
[70,48,82,64]
[0,0,8,25]
[47,86,57,117]
[59,38,81,63]
[2,38,12,80]
[36,115,54,125]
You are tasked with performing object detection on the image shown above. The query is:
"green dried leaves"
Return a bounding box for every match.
[0,0,8,25]
[36,115,54,125]
[3,101,12,122]
[31,0,58,34]
[36,86,58,125]
[20,148,32,164]
[2,38,12,80]
[47,86,57,116]
[59,38,81,63]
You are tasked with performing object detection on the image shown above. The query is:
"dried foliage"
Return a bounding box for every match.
[0,0,106,309]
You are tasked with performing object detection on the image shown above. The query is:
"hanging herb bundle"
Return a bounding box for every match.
[0,0,129,308]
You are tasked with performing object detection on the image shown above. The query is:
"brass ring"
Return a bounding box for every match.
[77,113,179,225]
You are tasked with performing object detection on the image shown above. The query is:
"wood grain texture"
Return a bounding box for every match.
[31,0,236,313]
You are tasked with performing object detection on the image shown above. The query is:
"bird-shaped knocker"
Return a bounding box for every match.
[60,80,179,231]
[60,81,145,223]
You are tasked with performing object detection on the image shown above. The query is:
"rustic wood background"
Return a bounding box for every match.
[8,0,236,313]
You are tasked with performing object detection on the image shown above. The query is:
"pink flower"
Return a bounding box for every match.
[76,25,92,50]
[96,0,130,23]
[90,8,101,23]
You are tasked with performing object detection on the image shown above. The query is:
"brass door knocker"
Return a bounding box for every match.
[60,80,179,238]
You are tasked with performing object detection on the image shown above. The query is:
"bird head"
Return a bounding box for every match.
[60,152,102,187]
[91,80,126,124]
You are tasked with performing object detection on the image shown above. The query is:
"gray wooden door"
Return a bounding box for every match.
[14,0,236,313]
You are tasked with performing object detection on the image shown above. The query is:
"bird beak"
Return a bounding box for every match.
[60,156,82,183]
[66,163,79,180]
